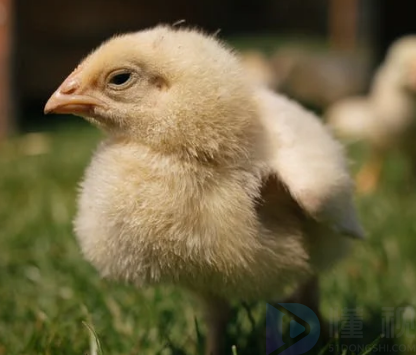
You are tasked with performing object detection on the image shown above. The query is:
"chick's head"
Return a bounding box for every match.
[45,26,260,161]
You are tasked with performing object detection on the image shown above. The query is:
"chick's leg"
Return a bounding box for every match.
[199,294,230,355]
[356,149,384,195]
[276,275,328,342]
[284,275,320,312]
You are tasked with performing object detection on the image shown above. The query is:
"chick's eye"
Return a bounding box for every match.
[109,72,132,86]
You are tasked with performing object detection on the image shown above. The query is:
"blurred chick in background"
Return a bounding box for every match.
[241,46,369,108]
[274,49,370,108]
[327,36,416,194]
[45,26,363,355]
[241,50,279,89]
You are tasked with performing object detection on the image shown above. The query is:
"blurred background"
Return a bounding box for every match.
[2,1,416,354]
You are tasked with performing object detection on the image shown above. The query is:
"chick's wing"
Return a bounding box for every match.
[256,88,364,239]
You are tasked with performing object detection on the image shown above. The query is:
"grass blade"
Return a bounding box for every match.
[83,321,103,355]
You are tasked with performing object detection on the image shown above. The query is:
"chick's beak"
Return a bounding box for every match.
[44,75,105,115]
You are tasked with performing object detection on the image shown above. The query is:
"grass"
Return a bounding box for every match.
[1,121,416,355]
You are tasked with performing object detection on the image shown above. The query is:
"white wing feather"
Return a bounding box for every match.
[256,88,364,239]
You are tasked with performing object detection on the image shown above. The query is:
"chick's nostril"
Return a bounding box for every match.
[60,78,80,94]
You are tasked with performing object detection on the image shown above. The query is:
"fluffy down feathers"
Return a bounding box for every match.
[45,25,362,353]
[45,24,362,298]
[257,88,362,238]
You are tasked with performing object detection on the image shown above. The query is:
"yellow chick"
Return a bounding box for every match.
[45,26,363,355]
[327,36,416,194]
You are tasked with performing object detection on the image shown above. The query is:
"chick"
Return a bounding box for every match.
[270,48,370,108]
[45,26,363,355]
[240,50,278,89]
[327,36,416,194]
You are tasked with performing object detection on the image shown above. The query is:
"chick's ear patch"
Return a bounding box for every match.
[150,75,169,91]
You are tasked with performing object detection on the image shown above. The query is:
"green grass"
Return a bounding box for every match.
[1,122,416,355]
